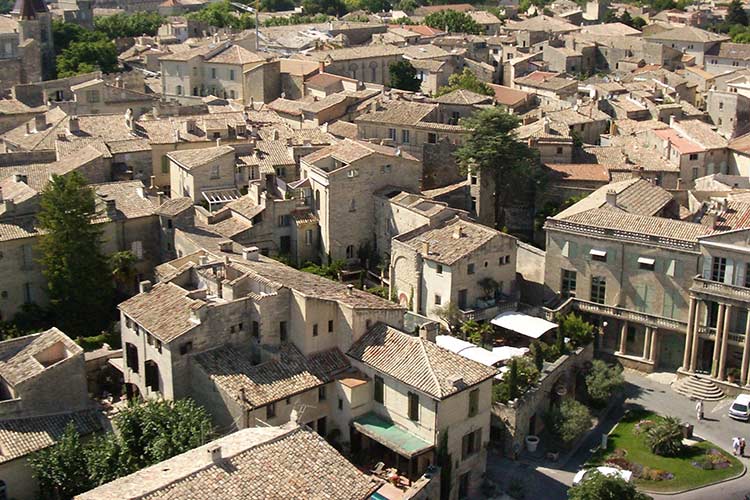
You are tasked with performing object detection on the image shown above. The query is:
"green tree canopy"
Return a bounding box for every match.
[424,10,480,34]
[56,40,118,77]
[94,12,165,38]
[728,0,749,26]
[435,68,494,97]
[585,359,624,408]
[389,60,421,91]
[461,319,493,347]
[302,0,347,16]
[260,0,296,11]
[359,0,391,13]
[568,471,652,500]
[38,172,114,335]
[28,423,92,500]
[188,0,256,28]
[544,399,592,448]
[558,312,594,347]
[455,107,541,229]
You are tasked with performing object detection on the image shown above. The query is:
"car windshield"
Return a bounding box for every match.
[732,403,748,412]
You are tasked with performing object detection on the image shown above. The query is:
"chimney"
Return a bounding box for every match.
[149,176,156,189]
[13,174,27,184]
[218,240,233,253]
[421,240,429,255]
[33,114,46,133]
[272,129,280,140]
[242,246,260,261]
[216,137,221,147]
[447,374,465,389]
[705,210,718,229]
[669,114,676,128]
[57,131,67,141]
[25,122,31,134]
[207,444,222,463]
[452,225,464,239]
[631,166,644,179]
[605,189,617,207]
[347,284,354,295]
[419,321,439,343]
[139,280,152,293]
[115,75,124,89]
[136,185,145,198]
[199,255,209,266]
[318,61,325,74]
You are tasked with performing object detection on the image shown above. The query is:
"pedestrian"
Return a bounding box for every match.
[733,437,741,456]
[741,438,746,457]
[696,399,704,421]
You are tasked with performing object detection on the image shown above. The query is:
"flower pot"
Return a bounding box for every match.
[526,435,540,453]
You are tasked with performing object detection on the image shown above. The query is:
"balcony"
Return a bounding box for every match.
[690,276,750,305]
[460,297,518,322]
[696,325,746,344]
[543,297,687,332]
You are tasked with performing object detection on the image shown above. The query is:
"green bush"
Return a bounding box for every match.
[493,356,539,403]
[558,313,594,348]
[646,416,683,457]
[585,360,624,408]
[544,399,592,449]
[568,470,651,500]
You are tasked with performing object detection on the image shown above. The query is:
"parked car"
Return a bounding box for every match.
[729,394,750,421]
[572,466,632,486]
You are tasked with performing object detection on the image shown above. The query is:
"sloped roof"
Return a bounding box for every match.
[348,323,497,399]
[167,145,235,170]
[431,89,493,106]
[645,26,728,43]
[0,328,81,386]
[554,178,673,219]
[118,282,201,343]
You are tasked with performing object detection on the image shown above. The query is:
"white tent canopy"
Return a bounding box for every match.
[491,312,558,339]
[436,335,505,367]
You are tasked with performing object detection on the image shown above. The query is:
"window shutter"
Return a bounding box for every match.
[569,242,578,258]
[562,241,569,257]
[666,259,676,277]
[702,257,711,279]
[737,262,746,287]
[725,259,735,285]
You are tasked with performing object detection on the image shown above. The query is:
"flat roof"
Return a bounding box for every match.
[352,413,433,458]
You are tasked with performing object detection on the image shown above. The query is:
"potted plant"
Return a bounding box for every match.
[525,435,540,452]
[728,367,741,384]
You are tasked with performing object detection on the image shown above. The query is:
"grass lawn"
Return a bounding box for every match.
[589,410,744,492]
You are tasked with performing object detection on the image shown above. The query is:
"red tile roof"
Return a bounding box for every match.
[654,128,704,154]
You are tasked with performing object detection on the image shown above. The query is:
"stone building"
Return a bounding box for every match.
[168,145,239,206]
[292,45,404,86]
[390,216,518,322]
[644,26,728,67]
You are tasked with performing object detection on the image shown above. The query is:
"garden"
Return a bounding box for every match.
[588,409,743,493]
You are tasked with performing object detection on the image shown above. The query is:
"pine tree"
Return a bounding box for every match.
[728,0,749,26]
[508,358,519,400]
[37,172,114,336]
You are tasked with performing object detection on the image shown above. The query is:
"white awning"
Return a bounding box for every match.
[637,257,655,266]
[491,312,558,339]
[492,346,530,363]
[436,335,505,367]
[589,249,607,258]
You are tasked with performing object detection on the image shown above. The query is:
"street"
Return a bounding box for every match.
[486,370,750,499]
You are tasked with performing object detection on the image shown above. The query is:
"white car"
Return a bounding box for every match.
[572,466,633,486]
[729,394,750,421]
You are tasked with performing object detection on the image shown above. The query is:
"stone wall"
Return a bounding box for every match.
[422,141,463,190]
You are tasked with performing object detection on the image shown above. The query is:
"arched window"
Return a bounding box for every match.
[144,360,160,393]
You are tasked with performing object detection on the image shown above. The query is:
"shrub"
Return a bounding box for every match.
[568,470,651,500]
[493,356,540,403]
[646,416,683,457]
[557,313,594,348]
[544,399,592,449]
[585,360,624,408]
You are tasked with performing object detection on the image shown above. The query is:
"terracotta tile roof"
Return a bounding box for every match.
[468,10,501,24]
[505,15,580,33]
[546,163,610,182]
[0,216,38,242]
[515,71,577,91]
[673,119,728,150]
[697,199,750,231]
[302,138,418,165]
[354,100,437,126]
[118,282,201,343]
[707,42,750,61]
[206,45,265,65]
[415,3,473,14]
[402,44,451,60]
[306,72,348,90]
[327,120,358,139]
[78,425,377,500]
[93,181,156,220]
[432,89,493,105]
[348,323,497,399]
[195,343,349,409]
[645,26,728,43]
[488,84,530,107]
[155,197,193,217]
[167,145,235,170]
[729,130,750,154]
[0,409,103,464]
[554,178,673,219]
[654,127,704,154]
[0,328,82,386]
[294,44,403,63]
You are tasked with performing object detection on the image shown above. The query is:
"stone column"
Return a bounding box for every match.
[712,303,726,378]
[642,328,651,360]
[618,320,627,354]
[742,310,750,386]
[683,297,696,370]
[690,300,702,372]
[649,328,658,362]
[719,304,732,381]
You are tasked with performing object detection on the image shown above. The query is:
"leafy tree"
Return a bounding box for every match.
[558,312,594,348]
[434,302,463,335]
[631,16,647,29]
[110,251,137,289]
[555,325,568,355]
[493,355,540,403]
[585,360,624,408]
[29,423,92,500]
[360,0,390,12]
[188,0,255,28]
[84,434,128,487]
[302,0,347,16]
[728,0,749,26]
[531,340,545,371]
[461,319,494,347]
[455,107,540,230]
[56,40,118,77]
[425,10,480,34]
[603,9,619,23]
[544,399,592,448]
[37,172,114,336]
[646,416,683,456]
[263,13,330,26]
[261,0,296,11]
[52,19,108,55]
[94,12,165,38]
[507,357,519,400]
[435,68,494,97]
[568,471,651,500]
[397,0,417,12]
[300,259,344,280]
[0,0,12,13]
[389,60,421,91]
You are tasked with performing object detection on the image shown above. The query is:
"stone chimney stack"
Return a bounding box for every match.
[207,444,222,464]
[453,225,465,239]
[419,321,439,343]
[605,189,617,207]
[139,280,152,293]
[34,114,46,133]
[67,116,80,134]
[421,240,430,255]
[347,284,354,295]
[242,246,260,261]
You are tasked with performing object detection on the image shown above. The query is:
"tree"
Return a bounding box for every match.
[586,360,624,408]
[435,68,494,97]
[493,355,540,403]
[188,0,255,28]
[455,107,540,230]
[631,16,647,29]
[360,0,391,13]
[110,251,137,289]
[94,12,165,38]
[424,10,480,34]
[260,0,296,11]
[531,340,545,371]
[568,471,652,500]
[646,416,683,457]
[558,313,594,348]
[461,319,493,347]
[389,60,421,92]
[507,357,519,400]
[434,302,463,335]
[29,423,92,500]
[52,19,108,55]
[728,0,749,26]
[544,399,592,448]
[302,0,347,16]
[37,172,114,336]
[56,40,118,77]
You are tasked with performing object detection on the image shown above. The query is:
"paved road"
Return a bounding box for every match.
[485,370,750,499]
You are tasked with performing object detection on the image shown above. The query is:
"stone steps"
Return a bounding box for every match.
[673,375,726,401]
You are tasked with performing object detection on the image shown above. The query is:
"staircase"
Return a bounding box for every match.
[673,375,726,401]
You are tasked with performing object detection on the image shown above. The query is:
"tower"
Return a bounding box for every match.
[11,0,55,80]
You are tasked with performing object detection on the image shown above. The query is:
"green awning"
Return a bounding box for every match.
[353,413,434,458]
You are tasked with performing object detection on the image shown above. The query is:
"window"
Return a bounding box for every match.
[590,249,607,262]
[20,244,32,268]
[87,90,100,103]
[210,165,220,179]
[131,241,143,259]
[712,257,727,282]
[689,153,699,160]
[436,264,443,274]
[229,69,235,80]
[590,276,606,304]
[328,320,333,333]
[211,67,217,79]
[468,263,475,275]
[125,343,139,373]
[313,324,318,337]
[561,269,577,297]
[380,164,391,173]
[468,389,479,417]
[126,317,133,329]
[745,263,750,288]
[338,398,343,410]
[499,255,511,265]
[692,167,699,180]
[145,361,160,392]
[638,257,655,271]
[402,129,410,143]
[161,156,169,174]
[459,472,471,499]
[252,321,260,338]
[22,283,31,304]
[346,245,355,259]
[318,385,327,401]
[176,85,183,96]
[434,294,442,305]
[374,375,384,403]
[349,199,356,212]
[408,392,419,421]
[305,229,313,246]
[720,101,724,110]
[230,90,236,99]
[180,341,193,355]
[388,128,396,140]
[280,321,288,342]
[470,175,477,185]
[277,215,290,226]
[462,428,482,459]
[428,132,437,144]
[556,146,563,154]
[267,402,276,419]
